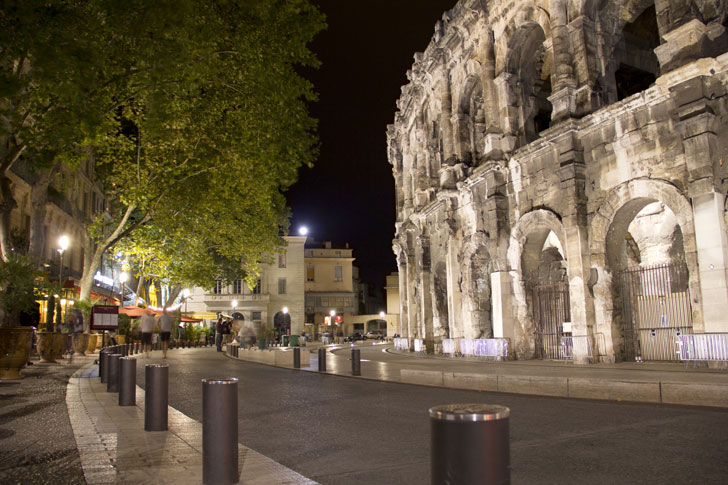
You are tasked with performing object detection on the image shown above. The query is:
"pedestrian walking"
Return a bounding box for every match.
[140,309,155,358]
[215,315,224,352]
[157,309,174,358]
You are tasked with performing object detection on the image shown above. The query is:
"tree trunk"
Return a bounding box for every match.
[0,141,26,261]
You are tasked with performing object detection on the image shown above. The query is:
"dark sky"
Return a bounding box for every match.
[286,0,457,289]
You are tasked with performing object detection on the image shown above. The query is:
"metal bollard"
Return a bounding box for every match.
[99,349,108,383]
[107,354,122,392]
[430,404,510,485]
[318,347,326,372]
[352,348,361,376]
[119,357,136,406]
[293,347,300,369]
[145,364,169,431]
[202,379,239,484]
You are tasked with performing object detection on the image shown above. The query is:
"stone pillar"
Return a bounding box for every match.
[568,16,603,115]
[417,236,435,352]
[446,235,464,339]
[491,271,515,352]
[438,69,455,164]
[692,192,728,333]
[555,133,596,364]
[548,0,577,121]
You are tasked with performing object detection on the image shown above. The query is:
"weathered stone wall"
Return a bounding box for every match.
[389,0,728,362]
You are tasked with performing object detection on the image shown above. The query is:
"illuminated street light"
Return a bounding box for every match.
[379,311,385,319]
[120,271,129,306]
[182,288,191,314]
[58,234,69,287]
[282,306,288,314]
[298,226,309,236]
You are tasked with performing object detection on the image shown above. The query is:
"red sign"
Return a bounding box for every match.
[90,305,119,330]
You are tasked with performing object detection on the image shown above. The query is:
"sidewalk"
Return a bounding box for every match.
[65,357,315,485]
[232,341,728,408]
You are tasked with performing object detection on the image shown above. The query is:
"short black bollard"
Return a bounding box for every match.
[352,348,361,376]
[107,354,122,392]
[202,379,239,484]
[145,364,169,431]
[430,404,510,485]
[99,349,108,383]
[119,357,136,406]
[293,347,300,369]
[318,347,326,372]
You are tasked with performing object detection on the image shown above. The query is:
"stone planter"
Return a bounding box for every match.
[86,334,99,354]
[0,327,34,380]
[72,333,90,356]
[116,335,126,345]
[37,332,65,363]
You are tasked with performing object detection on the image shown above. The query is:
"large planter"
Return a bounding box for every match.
[116,335,126,345]
[72,333,90,356]
[86,334,99,354]
[37,332,65,363]
[0,327,34,380]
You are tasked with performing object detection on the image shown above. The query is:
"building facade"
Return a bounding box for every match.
[389,0,728,363]
[186,236,306,336]
[303,241,357,339]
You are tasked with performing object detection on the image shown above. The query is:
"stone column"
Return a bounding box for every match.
[555,132,596,364]
[446,235,464,339]
[438,69,455,164]
[548,0,577,121]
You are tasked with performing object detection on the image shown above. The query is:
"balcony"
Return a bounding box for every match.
[202,293,270,305]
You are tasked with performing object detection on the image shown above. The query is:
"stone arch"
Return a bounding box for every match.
[503,19,554,144]
[454,74,486,164]
[507,209,567,359]
[589,178,700,361]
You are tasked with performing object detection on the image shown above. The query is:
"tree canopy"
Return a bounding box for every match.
[1,0,325,299]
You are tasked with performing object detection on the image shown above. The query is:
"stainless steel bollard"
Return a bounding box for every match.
[318,347,326,372]
[119,357,136,406]
[430,404,510,485]
[352,348,361,376]
[202,379,239,484]
[293,347,300,369]
[99,349,108,383]
[107,354,122,392]
[145,364,169,431]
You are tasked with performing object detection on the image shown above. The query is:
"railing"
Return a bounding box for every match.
[442,339,457,355]
[393,338,409,351]
[459,338,509,359]
[676,334,728,368]
[561,336,594,361]
[414,339,426,353]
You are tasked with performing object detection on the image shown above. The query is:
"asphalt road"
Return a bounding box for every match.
[137,347,728,484]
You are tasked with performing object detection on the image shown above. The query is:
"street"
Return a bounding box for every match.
[137,347,728,484]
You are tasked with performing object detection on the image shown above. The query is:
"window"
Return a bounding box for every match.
[306,265,315,282]
[278,253,286,268]
[335,251,341,258]
[334,265,343,282]
[252,278,261,294]
[278,277,286,295]
[233,280,242,294]
[306,313,315,323]
[252,311,262,321]
[306,250,313,257]
[213,280,223,294]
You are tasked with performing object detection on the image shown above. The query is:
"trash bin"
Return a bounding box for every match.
[289,335,299,347]
[257,337,266,350]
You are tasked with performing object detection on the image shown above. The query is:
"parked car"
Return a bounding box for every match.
[364,330,385,341]
[345,332,364,342]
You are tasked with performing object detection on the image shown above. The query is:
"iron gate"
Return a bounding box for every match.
[620,262,693,361]
[533,282,570,359]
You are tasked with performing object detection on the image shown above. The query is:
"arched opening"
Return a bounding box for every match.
[507,23,553,145]
[606,200,692,361]
[273,311,291,339]
[614,4,660,100]
[433,261,449,338]
[523,229,569,359]
[457,77,486,164]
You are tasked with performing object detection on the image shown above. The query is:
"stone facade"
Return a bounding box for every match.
[388,0,728,363]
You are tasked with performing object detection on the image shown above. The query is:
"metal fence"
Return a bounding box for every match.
[676,334,728,367]
[393,337,409,351]
[533,282,570,359]
[414,339,426,353]
[560,335,594,361]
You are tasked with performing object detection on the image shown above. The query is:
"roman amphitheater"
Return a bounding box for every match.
[388,0,728,363]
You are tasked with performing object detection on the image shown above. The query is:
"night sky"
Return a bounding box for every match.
[286,0,457,289]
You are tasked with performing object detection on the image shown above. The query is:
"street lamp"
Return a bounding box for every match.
[231,299,237,315]
[330,309,336,344]
[58,235,69,286]
[119,271,129,307]
[282,306,288,315]
[298,226,309,236]
[379,311,386,319]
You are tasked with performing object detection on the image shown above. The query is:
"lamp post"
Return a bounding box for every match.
[330,309,336,344]
[58,235,69,287]
[120,272,129,307]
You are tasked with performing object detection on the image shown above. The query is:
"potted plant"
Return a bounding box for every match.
[35,282,66,363]
[0,254,42,379]
[117,313,131,345]
[74,299,98,353]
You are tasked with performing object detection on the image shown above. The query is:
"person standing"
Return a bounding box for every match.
[158,309,174,359]
[215,315,224,352]
[140,309,156,358]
